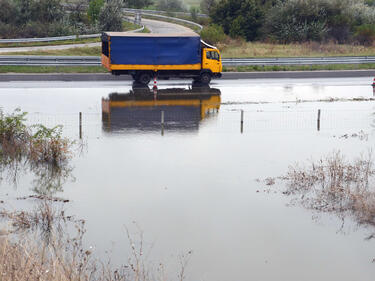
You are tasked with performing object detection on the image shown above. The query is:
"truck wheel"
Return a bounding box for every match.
[137,72,152,85]
[200,72,212,84]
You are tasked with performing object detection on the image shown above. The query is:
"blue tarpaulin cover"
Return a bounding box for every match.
[108,34,201,65]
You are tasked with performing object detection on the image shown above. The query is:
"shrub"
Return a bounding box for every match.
[200,0,217,14]
[264,0,329,43]
[355,24,375,45]
[87,0,104,24]
[98,0,123,32]
[124,0,153,9]
[200,24,227,45]
[0,0,16,24]
[210,0,264,41]
[264,0,375,43]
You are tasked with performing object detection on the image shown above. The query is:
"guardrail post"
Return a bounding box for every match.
[79,112,82,139]
[241,110,244,134]
[317,109,321,131]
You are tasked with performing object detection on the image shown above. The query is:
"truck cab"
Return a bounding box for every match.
[203,48,222,74]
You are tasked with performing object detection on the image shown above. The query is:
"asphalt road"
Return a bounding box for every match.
[141,18,193,34]
[0,70,373,82]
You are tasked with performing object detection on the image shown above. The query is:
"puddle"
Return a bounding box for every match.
[0,77,375,281]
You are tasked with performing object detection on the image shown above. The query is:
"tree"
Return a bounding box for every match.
[98,0,123,31]
[210,0,264,41]
[124,0,153,9]
[200,0,217,14]
[88,0,104,23]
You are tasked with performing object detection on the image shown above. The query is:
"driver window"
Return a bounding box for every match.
[206,51,212,59]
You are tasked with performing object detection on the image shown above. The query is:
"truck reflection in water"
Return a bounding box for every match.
[102,83,221,133]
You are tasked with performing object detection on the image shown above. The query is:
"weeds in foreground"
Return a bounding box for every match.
[0,201,192,281]
[0,109,74,194]
[282,151,375,228]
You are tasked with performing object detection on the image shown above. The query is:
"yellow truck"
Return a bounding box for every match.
[101,32,222,84]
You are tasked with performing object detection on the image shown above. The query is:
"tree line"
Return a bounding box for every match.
[0,0,187,38]
[203,0,375,45]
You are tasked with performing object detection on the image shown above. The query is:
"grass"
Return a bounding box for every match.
[223,63,375,72]
[281,151,375,229]
[0,200,192,281]
[3,46,101,56]
[182,0,201,8]
[4,41,375,58]
[219,40,375,58]
[0,65,107,73]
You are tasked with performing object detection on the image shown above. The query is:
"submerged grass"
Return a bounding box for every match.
[0,201,192,281]
[0,109,75,194]
[281,151,375,229]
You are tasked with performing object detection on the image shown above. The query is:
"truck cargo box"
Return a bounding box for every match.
[102,32,201,66]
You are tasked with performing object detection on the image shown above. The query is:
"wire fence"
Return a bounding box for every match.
[22,107,375,140]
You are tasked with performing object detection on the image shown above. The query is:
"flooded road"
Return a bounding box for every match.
[1,77,375,281]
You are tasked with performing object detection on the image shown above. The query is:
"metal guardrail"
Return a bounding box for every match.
[0,56,374,66]
[0,34,101,44]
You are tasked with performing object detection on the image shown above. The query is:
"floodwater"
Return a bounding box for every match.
[1,77,375,281]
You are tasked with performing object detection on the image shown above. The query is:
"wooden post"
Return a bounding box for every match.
[161,110,165,136]
[317,109,321,131]
[79,112,82,139]
[241,110,244,134]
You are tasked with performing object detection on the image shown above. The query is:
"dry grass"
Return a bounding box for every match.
[3,40,375,59]
[282,151,375,228]
[219,40,375,58]
[0,201,192,281]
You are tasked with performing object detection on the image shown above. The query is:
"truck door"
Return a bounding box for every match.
[202,49,222,73]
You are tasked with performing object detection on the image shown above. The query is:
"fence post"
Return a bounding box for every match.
[317,109,321,131]
[240,110,244,134]
[79,112,82,139]
[161,110,164,136]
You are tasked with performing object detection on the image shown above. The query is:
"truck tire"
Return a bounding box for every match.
[137,72,152,85]
[199,72,212,84]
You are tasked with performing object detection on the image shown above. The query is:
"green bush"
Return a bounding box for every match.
[264,0,329,43]
[200,24,226,45]
[200,0,217,14]
[0,0,97,38]
[355,24,375,45]
[124,0,153,9]
[264,0,375,43]
[98,0,123,32]
[210,0,264,41]
[88,0,104,24]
